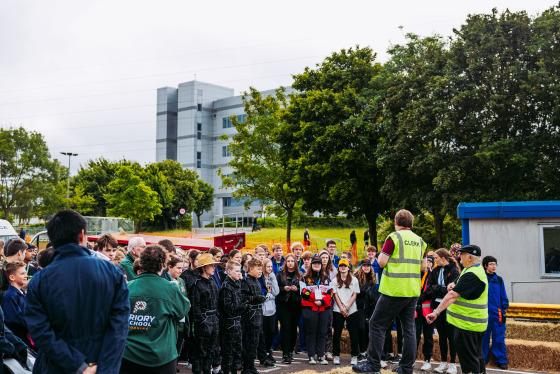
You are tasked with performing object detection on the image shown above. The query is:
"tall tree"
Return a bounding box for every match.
[219,87,301,244]
[193,180,215,228]
[373,34,459,247]
[144,164,174,230]
[154,160,199,224]
[74,158,141,216]
[281,46,385,242]
[105,165,162,232]
[0,127,59,220]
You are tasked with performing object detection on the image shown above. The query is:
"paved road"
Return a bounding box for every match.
[178,350,550,374]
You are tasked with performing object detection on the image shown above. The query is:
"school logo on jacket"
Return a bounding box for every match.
[129,300,157,331]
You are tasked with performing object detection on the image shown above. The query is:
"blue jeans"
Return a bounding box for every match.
[367,294,418,374]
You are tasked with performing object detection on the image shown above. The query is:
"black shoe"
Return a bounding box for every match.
[352,361,380,374]
[357,353,367,361]
[262,359,275,368]
[250,368,259,374]
[294,348,302,354]
[498,363,508,370]
[391,367,403,374]
[282,355,291,364]
[267,354,276,364]
[384,354,395,361]
[390,355,402,364]
[288,352,294,362]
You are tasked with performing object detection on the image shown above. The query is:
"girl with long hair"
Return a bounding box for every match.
[355,260,375,360]
[276,253,302,364]
[425,248,461,374]
[331,258,360,365]
[261,259,280,360]
[319,249,336,359]
[300,256,332,365]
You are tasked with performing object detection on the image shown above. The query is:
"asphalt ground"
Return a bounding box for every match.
[177,350,553,374]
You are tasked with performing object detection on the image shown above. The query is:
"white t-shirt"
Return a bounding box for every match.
[331,275,360,315]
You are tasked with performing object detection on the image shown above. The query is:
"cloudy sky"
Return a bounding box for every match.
[0,0,556,174]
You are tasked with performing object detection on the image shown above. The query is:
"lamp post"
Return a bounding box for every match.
[60,152,78,200]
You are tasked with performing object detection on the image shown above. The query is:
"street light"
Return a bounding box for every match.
[60,152,78,200]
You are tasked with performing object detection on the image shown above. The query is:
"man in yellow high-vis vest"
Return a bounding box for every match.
[426,245,488,374]
[353,209,428,374]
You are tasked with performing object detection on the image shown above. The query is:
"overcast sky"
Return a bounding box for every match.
[0,0,556,174]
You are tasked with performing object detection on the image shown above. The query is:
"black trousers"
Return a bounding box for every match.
[356,308,369,353]
[120,358,177,374]
[277,300,302,355]
[263,315,277,352]
[220,317,243,372]
[454,328,486,374]
[366,295,417,374]
[302,308,330,358]
[192,315,219,372]
[435,310,456,363]
[333,311,359,356]
[242,308,263,369]
[415,308,434,360]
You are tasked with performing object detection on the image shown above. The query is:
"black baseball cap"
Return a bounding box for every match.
[457,244,482,257]
[311,256,322,264]
[358,259,372,267]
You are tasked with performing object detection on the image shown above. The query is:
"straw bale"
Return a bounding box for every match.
[506,320,560,342]
[295,368,392,374]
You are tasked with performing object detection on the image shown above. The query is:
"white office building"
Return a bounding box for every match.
[156,80,281,227]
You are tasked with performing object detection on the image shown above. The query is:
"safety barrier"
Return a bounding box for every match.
[508,302,560,321]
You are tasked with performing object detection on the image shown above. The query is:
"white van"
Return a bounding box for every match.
[0,219,18,243]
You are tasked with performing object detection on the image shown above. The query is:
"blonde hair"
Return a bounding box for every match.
[291,242,304,252]
[272,243,283,253]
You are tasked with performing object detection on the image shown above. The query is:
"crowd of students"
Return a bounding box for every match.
[0,224,509,374]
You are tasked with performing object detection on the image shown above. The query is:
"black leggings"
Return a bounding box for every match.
[435,310,456,363]
[120,358,177,374]
[277,300,302,355]
[356,308,369,353]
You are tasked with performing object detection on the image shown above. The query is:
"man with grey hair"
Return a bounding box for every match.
[426,245,488,374]
[119,237,146,281]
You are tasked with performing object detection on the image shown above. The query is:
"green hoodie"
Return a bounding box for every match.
[120,252,136,281]
[123,273,190,367]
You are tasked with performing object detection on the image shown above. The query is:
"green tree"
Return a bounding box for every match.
[373,34,460,247]
[193,180,215,228]
[0,126,60,220]
[219,87,301,244]
[144,164,174,230]
[105,166,162,232]
[281,46,385,242]
[153,160,199,226]
[74,158,141,216]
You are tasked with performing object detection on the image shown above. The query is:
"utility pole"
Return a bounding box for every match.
[60,152,78,200]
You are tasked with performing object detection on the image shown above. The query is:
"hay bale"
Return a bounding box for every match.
[506,320,560,342]
[295,368,392,374]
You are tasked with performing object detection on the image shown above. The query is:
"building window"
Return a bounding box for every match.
[223,197,231,207]
[197,152,201,169]
[197,103,202,111]
[222,146,232,157]
[540,224,560,277]
[222,117,232,128]
[197,123,202,140]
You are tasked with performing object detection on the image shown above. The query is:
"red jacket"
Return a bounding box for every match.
[300,272,332,311]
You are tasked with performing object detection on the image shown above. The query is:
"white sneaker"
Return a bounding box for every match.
[351,356,358,365]
[333,356,340,365]
[326,352,333,360]
[318,356,328,365]
[435,363,448,373]
[308,357,317,365]
[447,363,457,374]
[380,360,388,369]
[421,361,431,371]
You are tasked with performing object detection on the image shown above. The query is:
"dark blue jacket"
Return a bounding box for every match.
[486,272,509,318]
[0,306,26,356]
[25,243,130,374]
